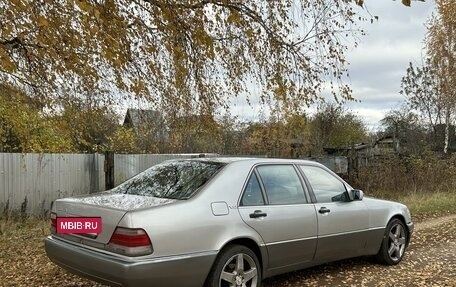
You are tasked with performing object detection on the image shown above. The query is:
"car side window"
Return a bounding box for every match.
[256,165,307,205]
[241,172,265,206]
[299,165,347,203]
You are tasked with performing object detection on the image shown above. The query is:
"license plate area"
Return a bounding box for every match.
[56,217,102,234]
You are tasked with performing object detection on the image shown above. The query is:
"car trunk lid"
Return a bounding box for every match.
[54,193,175,244]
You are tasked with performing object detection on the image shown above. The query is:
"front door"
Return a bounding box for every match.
[298,165,369,261]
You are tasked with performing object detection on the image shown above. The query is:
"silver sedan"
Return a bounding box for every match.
[45,158,414,287]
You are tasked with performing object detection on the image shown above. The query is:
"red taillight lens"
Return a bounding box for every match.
[107,227,153,256]
[110,228,151,247]
[50,212,57,233]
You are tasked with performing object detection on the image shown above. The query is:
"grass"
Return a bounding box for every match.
[0,216,48,236]
[400,192,456,220]
[367,190,456,222]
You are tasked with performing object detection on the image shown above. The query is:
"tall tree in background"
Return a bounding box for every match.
[380,108,427,154]
[426,0,456,154]
[400,59,448,151]
[1,0,377,117]
[400,59,443,130]
[168,114,223,153]
[308,103,366,155]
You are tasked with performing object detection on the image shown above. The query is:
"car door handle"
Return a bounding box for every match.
[318,207,330,214]
[249,210,267,218]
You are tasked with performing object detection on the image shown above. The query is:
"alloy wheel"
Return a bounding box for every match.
[219,253,258,287]
[387,223,407,262]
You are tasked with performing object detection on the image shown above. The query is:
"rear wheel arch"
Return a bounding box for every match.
[205,239,263,287]
[219,238,264,270]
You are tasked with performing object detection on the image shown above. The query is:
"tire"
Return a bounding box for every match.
[376,218,408,265]
[205,244,261,287]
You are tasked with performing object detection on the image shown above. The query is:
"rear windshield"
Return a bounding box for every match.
[112,160,226,200]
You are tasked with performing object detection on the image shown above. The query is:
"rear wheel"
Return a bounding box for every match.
[376,218,408,265]
[205,244,261,287]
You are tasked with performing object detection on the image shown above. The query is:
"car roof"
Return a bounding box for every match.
[177,157,322,166]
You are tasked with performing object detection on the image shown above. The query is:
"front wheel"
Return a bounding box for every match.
[205,245,261,287]
[376,218,408,265]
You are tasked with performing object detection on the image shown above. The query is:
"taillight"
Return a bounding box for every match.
[50,212,57,233]
[107,227,153,256]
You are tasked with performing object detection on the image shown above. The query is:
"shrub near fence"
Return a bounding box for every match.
[353,152,456,196]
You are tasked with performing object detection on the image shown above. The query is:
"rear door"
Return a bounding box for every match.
[238,164,318,271]
[298,165,369,261]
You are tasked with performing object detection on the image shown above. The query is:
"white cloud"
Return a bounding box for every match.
[206,1,435,130]
[350,107,391,129]
[345,0,435,129]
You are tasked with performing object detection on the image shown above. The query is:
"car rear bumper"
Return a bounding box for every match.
[45,236,217,287]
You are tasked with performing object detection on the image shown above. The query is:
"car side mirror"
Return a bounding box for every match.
[347,189,364,201]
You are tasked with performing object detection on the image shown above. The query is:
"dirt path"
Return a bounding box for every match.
[263,215,456,287]
[414,214,456,231]
[1,215,455,287]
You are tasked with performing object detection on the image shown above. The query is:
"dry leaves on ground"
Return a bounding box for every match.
[0,217,455,287]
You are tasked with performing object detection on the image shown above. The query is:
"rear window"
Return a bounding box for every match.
[112,160,226,200]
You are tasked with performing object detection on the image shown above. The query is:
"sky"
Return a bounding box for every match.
[344,0,436,130]
[229,0,436,130]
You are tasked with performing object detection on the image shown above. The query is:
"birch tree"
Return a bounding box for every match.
[400,59,443,133]
[426,0,456,154]
[0,0,402,116]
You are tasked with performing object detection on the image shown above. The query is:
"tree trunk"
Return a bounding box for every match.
[444,108,450,154]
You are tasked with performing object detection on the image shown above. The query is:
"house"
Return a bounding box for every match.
[371,135,400,154]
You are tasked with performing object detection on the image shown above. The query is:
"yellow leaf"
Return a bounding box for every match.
[94,8,101,21]
[4,24,13,38]
[10,0,22,7]
[78,0,91,12]
[37,34,46,45]
[90,25,99,34]
[227,11,240,24]
[402,0,411,7]
[38,16,49,27]
[245,28,254,38]
[0,48,16,73]
[49,50,59,60]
